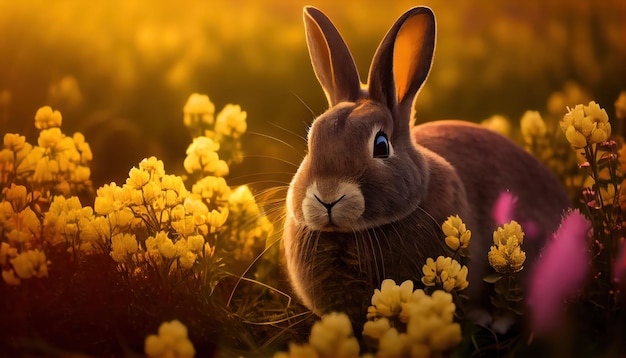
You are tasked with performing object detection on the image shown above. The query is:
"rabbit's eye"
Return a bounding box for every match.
[373,131,389,158]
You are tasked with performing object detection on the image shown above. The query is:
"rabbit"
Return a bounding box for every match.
[283,6,570,331]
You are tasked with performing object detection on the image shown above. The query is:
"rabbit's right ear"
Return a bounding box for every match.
[303,7,361,107]
[368,7,436,113]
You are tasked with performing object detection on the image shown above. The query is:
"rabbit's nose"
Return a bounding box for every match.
[314,194,345,216]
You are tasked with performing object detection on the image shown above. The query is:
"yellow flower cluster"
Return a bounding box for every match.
[422,256,469,293]
[0,184,48,285]
[34,106,63,129]
[183,93,247,169]
[0,106,95,285]
[488,220,526,274]
[145,320,195,358]
[222,185,274,263]
[520,110,547,147]
[367,279,414,320]
[184,137,229,177]
[83,94,269,290]
[442,215,471,252]
[215,104,248,140]
[183,93,216,130]
[44,195,100,254]
[1,246,48,285]
[560,101,611,149]
[93,157,227,272]
[275,312,360,358]
[363,279,462,357]
[3,107,92,198]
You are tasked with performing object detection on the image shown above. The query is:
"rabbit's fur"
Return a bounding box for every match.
[283,6,570,329]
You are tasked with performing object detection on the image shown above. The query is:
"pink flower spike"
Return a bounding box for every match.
[528,210,592,335]
[492,191,517,226]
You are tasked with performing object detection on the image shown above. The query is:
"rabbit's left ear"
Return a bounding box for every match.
[304,6,361,107]
[368,7,435,112]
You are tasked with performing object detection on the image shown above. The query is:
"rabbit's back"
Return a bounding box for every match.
[413,120,568,236]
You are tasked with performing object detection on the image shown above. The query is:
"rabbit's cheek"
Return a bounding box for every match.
[301,181,365,231]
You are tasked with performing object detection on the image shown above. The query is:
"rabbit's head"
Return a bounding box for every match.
[286,6,437,234]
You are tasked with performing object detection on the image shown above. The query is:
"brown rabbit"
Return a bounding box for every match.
[283,6,570,330]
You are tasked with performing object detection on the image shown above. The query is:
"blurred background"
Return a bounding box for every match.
[0,0,624,190]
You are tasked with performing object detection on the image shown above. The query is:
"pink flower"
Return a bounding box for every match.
[527,210,591,334]
[492,191,516,226]
[492,191,540,239]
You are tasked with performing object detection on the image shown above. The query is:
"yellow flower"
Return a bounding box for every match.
[178,251,197,270]
[405,290,461,354]
[32,156,60,183]
[161,174,187,196]
[141,181,162,207]
[145,320,195,358]
[274,343,318,358]
[207,209,229,229]
[520,110,547,145]
[480,115,511,137]
[72,132,93,164]
[71,166,91,183]
[362,317,391,340]
[378,328,410,356]
[183,93,215,128]
[192,176,231,211]
[421,256,469,292]
[3,184,28,212]
[44,195,96,250]
[2,269,21,285]
[309,312,360,358]
[10,249,48,279]
[488,220,527,273]
[3,133,26,151]
[34,106,62,129]
[493,220,524,246]
[187,234,205,252]
[94,182,129,215]
[110,233,139,263]
[560,101,611,148]
[368,279,414,319]
[182,197,210,232]
[215,104,247,139]
[442,215,471,251]
[0,242,14,265]
[171,215,196,237]
[564,126,587,148]
[37,127,65,149]
[183,136,229,176]
[15,146,42,178]
[145,231,177,259]
[126,167,150,189]
[374,289,461,357]
[5,207,41,244]
[139,156,166,179]
[229,185,258,215]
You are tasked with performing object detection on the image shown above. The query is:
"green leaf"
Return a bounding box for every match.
[483,273,503,284]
